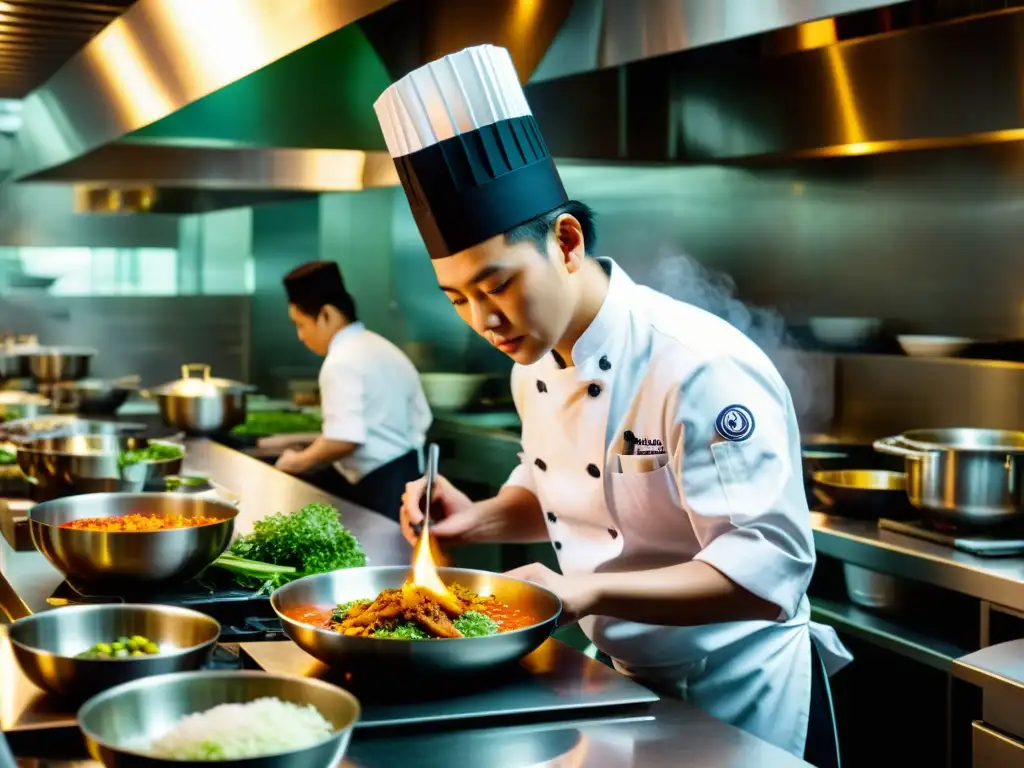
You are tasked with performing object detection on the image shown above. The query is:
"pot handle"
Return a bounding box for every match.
[873,436,928,458]
[182,363,211,381]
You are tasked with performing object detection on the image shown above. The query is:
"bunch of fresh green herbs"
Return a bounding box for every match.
[212,503,366,593]
[230,411,322,437]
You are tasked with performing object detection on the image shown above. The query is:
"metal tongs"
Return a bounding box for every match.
[413,442,440,538]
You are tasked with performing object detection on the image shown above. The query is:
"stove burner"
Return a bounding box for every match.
[47,579,286,642]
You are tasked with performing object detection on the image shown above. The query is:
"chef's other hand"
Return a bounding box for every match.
[504,563,595,627]
[275,448,306,475]
[400,474,472,546]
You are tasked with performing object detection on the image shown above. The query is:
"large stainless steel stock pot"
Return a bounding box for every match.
[874,428,1024,528]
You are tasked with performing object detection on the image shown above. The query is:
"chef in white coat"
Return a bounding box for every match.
[379,45,851,764]
[277,260,432,520]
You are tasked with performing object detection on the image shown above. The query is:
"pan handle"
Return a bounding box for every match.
[873,435,928,458]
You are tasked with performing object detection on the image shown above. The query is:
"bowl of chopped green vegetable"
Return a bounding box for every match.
[9,603,220,699]
[16,435,184,495]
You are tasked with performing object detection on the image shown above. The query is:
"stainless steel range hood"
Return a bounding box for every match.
[524,2,1024,163]
[17,0,1024,211]
[10,0,900,210]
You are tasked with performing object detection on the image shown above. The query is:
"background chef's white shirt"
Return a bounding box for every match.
[319,322,432,484]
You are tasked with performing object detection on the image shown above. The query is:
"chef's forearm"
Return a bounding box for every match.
[296,436,359,468]
[588,561,783,626]
[472,486,549,544]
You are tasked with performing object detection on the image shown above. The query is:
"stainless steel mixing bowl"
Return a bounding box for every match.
[9,604,220,699]
[272,566,561,677]
[16,434,184,494]
[29,492,237,585]
[28,347,96,383]
[78,671,360,768]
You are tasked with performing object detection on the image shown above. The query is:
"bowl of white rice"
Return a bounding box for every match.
[77,670,360,766]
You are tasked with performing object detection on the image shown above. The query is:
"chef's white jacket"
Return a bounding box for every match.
[319,322,432,483]
[504,259,851,757]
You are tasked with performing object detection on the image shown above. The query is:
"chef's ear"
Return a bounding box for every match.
[553,214,585,273]
[318,304,343,327]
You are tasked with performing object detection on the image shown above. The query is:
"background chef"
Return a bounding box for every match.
[381,45,852,765]
[277,260,432,521]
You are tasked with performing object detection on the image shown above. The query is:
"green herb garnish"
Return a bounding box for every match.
[230,411,322,437]
[331,600,369,623]
[0,448,15,465]
[119,442,183,467]
[212,503,366,592]
[452,611,499,637]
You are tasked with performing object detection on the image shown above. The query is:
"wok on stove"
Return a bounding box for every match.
[271,566,561,677]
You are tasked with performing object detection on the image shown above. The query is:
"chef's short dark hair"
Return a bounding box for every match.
[504,200,597,255]
[283,261,358,322]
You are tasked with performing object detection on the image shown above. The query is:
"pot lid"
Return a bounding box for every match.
[896,428,1024,453]
[151,364,253,397]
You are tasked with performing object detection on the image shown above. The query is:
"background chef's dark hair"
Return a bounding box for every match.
[504,200,597,255]
[283,261,358,322]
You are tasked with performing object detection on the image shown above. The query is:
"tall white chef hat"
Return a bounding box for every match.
[374,44,568,259]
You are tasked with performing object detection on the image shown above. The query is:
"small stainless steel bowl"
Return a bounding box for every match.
[272,566,561,678]
[78,670,360,767]
[811,470,912,520]
[29,492,237,585]
[9,604,220,700]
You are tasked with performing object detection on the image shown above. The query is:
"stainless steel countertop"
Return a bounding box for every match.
[0,438,411,620]
[811,512,1024,612]
[1,439,814,768]
[8,699,814,768]
[6,701,813,768]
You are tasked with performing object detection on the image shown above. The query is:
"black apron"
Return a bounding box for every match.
[304,450,419,522]
[804,640,842,768]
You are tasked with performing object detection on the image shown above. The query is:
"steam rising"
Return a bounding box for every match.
[647,250,826,429]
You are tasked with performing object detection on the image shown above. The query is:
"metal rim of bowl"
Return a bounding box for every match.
[894,428,1024,454]
[9,603,221,662]
[811,469,907,492]
[28,491,240,530]
[77,670,361,761]
[271,565,563,645]
[17,437,186,462]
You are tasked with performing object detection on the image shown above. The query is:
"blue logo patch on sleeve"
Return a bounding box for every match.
[716,405,755,442]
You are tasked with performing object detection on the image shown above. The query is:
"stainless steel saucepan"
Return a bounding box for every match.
[144,363,255,435]
[874,428,1024,528]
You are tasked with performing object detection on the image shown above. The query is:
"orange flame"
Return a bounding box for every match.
[410,530,459,612]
